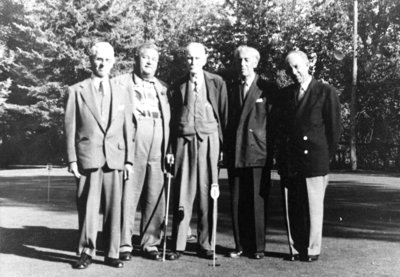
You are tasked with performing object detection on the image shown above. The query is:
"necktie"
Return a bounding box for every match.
[298,86,305,102]
[99,80,105,115]
[242,81,249,99]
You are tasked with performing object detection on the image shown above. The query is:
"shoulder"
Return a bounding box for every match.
[68,78,90,93]
[112,73,133,84]
[204,71,225,84]
[156,78,169,90]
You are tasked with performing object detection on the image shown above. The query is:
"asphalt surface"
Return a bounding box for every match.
[1,167,400,276]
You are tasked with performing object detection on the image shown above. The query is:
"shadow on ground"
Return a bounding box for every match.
[1,174,400,263]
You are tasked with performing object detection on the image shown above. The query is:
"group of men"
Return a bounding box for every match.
[64,40,341,270]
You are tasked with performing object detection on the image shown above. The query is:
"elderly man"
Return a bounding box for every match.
[278,50,341,262]
[167,42,228,260]
[117,43,171,261]
[225,45,276,260]
[64,42,133,269]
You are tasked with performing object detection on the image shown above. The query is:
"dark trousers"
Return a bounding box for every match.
[228,167,270,253]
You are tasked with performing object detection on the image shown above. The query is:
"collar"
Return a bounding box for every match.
[240,73,255,87]
[190,71,204,86]
[300,75,312,91]
[91,74,110,90]
[134,73,156,85]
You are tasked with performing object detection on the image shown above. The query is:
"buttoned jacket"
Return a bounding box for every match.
[169,70,228,149]
[64,77,134,170]
[278,78,341,178]
[225,75,276,168]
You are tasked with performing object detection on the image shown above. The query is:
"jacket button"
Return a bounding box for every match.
[304,150,308,154]
[303,136,308,141]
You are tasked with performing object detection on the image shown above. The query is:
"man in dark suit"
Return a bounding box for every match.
[167,42,228,260]
[278,50,341,262]
[64,42,134,269]
[225,45,276,260]
[118,42,172,261]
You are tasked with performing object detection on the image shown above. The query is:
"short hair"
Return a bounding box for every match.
[185,42,207,56]
[285,50,309,65]
[234,45,260,63]
[88,42,114,58]
[135,42,159,60]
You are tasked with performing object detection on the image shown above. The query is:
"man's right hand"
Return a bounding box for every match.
[68,162,81,179]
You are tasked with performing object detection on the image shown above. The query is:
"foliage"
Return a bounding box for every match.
[0,0,399,170]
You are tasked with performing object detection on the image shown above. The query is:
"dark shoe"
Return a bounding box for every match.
[73,253,92,269]
[287,254,300,261]
[166,251,183,260]
[119,251,132,261]
[144,250,161,261]
[301,254,319,262]
[250,252,265,259]
[197,249,214,260]
[228,250,243,258]
[105,257,124,268]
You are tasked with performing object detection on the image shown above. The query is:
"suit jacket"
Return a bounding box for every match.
[114,73,171,171]
[169,70,228,150]
[225,75,277,168]
[278,78,341,178]
[64,77,134,170]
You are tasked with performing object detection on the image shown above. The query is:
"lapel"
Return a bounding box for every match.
[179,75,190,104]
[295,78,318,120]
[203,71,218,112]
[239,75,262,124]
[79,78,105,132]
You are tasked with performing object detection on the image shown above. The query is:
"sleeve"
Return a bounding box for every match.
[64,86,77,164]
[323,85,342,157]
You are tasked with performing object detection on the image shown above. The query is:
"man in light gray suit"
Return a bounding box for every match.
[64,42,133,269]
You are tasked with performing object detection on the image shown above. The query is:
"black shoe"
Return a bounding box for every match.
[105,257,124,268]
[166,251,183,260]
[144,250,161,261]
[119,251,132,261]
[250,252,265,260]
[301,254,319,262]
[73,253,92,269]
[197,249,214,260]
[287,254,300,261]
[227,250,243,258]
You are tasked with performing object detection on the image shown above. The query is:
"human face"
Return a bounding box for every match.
[286,53,310,85]
[186,44,207,75]
[91,47,115,78]
[235,49,258,79]
[138,48,159,79]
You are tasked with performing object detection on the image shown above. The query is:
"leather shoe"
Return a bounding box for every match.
[144,250,161,261]
[228,250,243,258]
[73,253,92,269]
[250,252,265,259]
[166,251,183,260]
[197,249,214,260]
[120,251,132,261]
[105,257,124,268]
[287,254,300,261]
[302,254,319,262]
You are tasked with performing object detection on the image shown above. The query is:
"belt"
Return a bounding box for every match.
[139,110,160,118]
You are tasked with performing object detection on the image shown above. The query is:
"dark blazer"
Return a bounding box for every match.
[225,75,276,168]
[169,70,228,149]
[113,73,171,171]
[64,77,134,170]
[278,78,341,178]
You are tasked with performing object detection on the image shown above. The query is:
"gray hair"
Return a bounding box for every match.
[88,42,114,58]
[185,42,207,56]
[285,50,309,65]
[234,45,260,63]
[135,42,159,59]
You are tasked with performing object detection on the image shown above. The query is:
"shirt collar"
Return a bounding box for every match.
[190,71,204,85]
[134,73,156,85]
[91,74,109,90]
[241,73,255,87]
[300,75,312,91]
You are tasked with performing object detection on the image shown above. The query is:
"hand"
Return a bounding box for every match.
[166,154,175,165]
[68,162,81,179]
[124,163,133,180]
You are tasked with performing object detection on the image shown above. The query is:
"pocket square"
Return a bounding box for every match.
[256,98,264,103]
